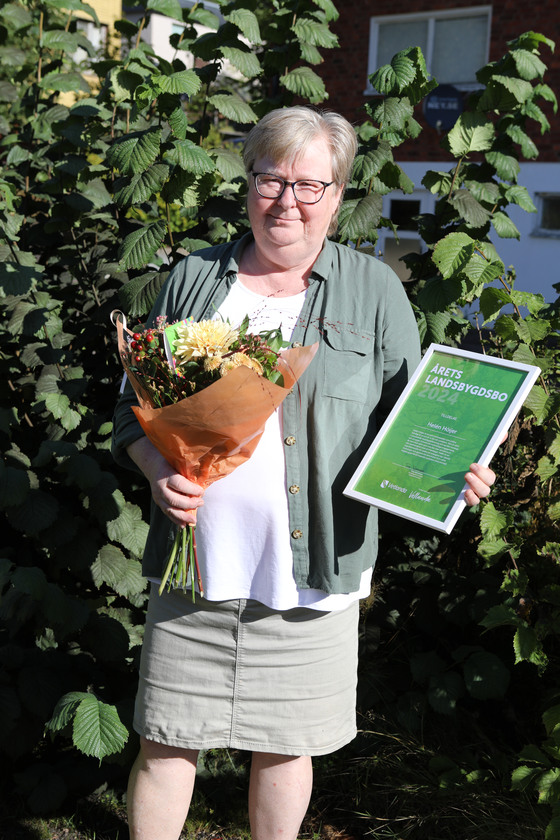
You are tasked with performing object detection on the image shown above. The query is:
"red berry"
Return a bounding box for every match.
[146,334,155,342]
[133,332,142,341]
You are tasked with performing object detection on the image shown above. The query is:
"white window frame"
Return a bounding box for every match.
[366,6,492,94]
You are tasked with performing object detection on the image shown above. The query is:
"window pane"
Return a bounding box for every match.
[432,16,488,84]
[542,197,560,230]
[377,20,428,68]
[391,199,421,231]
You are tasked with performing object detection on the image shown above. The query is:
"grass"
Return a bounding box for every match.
[3,716,550,840]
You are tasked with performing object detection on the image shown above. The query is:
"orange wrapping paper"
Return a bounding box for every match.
[115,312,318,499]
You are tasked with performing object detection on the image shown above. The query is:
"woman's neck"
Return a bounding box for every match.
[238,240,318,298]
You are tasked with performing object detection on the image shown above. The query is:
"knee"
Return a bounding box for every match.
[138,736,199,767]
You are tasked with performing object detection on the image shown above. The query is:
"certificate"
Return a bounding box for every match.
[344,344,540,533]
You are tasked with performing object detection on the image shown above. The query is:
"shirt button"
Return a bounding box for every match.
[291,529,303,539]
[289,484,300,494]
[284,435,296,446]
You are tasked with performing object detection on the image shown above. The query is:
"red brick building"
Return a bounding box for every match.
[318,1,560,298]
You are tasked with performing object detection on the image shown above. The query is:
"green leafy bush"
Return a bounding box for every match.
[0,0,558,832]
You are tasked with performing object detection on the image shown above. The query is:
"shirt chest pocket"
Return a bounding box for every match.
[322,328,375,403]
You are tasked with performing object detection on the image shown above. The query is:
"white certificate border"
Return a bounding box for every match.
[343,343,541,534]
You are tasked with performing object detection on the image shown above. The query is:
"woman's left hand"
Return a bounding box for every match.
[464,462,496,506]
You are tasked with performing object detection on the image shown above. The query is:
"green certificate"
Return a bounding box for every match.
[344,344,540,533]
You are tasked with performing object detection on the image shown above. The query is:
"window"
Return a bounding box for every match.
[377,197,425,283]
[367,7,491,92]
[74,19,108,64]
[534,195,560,238]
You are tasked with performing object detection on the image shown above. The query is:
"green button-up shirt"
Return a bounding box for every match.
[112,233,421,594]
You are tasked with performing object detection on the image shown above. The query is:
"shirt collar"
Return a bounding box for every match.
[221,233,335,285]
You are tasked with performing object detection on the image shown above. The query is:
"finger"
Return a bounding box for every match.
[166,474,205,497]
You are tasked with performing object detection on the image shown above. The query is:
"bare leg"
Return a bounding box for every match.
[249,752,313,840]
[127,736,199,840]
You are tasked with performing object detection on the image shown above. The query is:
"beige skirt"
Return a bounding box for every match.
[133,584,359,756]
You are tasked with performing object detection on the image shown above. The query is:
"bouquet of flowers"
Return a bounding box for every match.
[113,311,317,599]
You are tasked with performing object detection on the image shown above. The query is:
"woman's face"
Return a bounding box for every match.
[247,135,343,265]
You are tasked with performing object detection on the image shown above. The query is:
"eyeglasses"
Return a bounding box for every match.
[251,172,334,204]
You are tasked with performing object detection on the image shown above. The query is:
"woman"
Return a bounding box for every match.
[112,107,496,840]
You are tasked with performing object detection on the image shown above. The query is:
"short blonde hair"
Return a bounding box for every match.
[243,106,357,184]
[243,106,357,234]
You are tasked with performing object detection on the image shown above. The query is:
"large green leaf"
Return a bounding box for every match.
[432,232,475,279]
[41,29,82,53]
[165,140,214,174]
[446,113,494,156]
[220,46,261,80]
[107,502,149,556]
[372,96,414,132]
[119,221,167,270]
[428,671,464,715]
[292,17,338,49]
[448,190,490,228]
[6,490,59,535]
[0,464,30,508]
[279,67,327,104]
[156,69,201,96]
[119,271,168,317]
[505,124,539,159]
[492,211,520,239]
[370,53,416,95]
[72,694,129,759]
[92,543,146,596]
[338,194,382,241]
[353,143,393,183]
[146,0,182,21]
[208,93,258,124]
[224,8,262,43]
[485,151,520,181]
[106,129,161,176]
[38,71,91,94]
[463,651,510,699]
[479,501,511,538]
[211,147,246,182]
[114,164,170,207]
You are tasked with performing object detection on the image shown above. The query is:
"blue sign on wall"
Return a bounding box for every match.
[423,84,464,130]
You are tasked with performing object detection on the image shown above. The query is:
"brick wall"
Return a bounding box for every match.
[318,0,559,162]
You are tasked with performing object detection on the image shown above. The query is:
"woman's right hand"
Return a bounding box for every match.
[126,437,204,528]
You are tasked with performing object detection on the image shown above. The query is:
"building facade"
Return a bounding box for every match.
[319,0,560,301]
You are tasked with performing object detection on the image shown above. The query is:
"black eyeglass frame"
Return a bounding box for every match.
[251,172,334,204]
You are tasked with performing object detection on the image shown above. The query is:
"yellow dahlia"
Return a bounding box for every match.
[220,353,264,377]
[173,320,239,365]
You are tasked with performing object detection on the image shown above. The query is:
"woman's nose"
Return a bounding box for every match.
[276,183,298,208]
